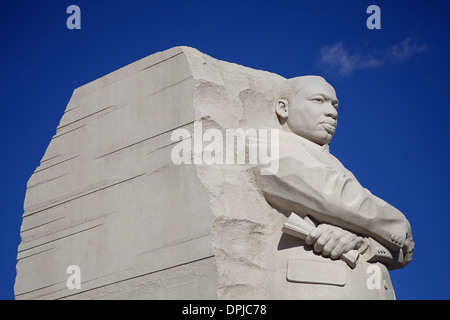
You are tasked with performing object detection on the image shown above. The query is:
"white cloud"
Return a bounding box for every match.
[385,37,427,62]
[316,37,427,76]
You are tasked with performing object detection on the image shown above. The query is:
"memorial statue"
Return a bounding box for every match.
[252,75,414,299]
[14,47,413,300]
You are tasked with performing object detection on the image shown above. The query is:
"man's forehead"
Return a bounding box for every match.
[298,77,337,99]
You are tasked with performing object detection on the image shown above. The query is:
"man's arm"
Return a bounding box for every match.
[252,154,411,253]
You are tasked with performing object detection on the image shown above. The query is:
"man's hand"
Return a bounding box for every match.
[402,232,415,265]
[305,223,364,260]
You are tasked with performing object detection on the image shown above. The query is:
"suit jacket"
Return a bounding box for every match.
[252,130,411,256]
[247,130,413,299]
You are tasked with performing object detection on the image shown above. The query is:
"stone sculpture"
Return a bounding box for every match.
[252,75,414,299]
[14,47,413,300]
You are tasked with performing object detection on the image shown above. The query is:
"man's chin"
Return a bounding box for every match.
[313,133,333,146]
[295,130,333,146]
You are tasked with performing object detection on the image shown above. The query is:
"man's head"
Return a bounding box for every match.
[276,76,339,146]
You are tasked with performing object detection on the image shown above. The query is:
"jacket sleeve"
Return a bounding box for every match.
[252,154,411,252]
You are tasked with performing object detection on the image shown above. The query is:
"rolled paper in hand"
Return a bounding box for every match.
[282,213,359,269]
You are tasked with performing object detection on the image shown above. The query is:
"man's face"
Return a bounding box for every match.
[287,77,339,146]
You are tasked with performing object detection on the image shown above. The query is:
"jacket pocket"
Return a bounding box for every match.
[287,257,346,286]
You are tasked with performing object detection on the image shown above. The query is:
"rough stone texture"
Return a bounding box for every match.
[15,46,406,300]
[14,47,286,299]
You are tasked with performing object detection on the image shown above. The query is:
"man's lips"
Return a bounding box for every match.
[320,122,336,134]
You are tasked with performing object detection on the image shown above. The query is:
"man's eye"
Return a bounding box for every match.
[312,98,324,103]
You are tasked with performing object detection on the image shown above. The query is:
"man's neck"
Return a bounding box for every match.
[279,129,330,153]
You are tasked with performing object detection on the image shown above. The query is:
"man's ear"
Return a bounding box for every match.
[276,99,289,122]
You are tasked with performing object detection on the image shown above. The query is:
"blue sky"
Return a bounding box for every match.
[1,0,449,300]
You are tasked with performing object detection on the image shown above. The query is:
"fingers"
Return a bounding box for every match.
[305,224,362,260]
[349,236,365,251]
[322,238,338,257]
[314,232,332,254]
[306,225,334,255]
[329,236,354,259]
[307,225,341,257]
[305,226,321,246]
[403,235,415,263]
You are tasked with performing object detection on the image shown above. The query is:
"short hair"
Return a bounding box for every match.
[282,75,326,106]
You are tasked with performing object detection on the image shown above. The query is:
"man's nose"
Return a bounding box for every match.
[325,104,338,120]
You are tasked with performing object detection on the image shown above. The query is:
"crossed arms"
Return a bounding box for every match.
[252,153,414,269]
